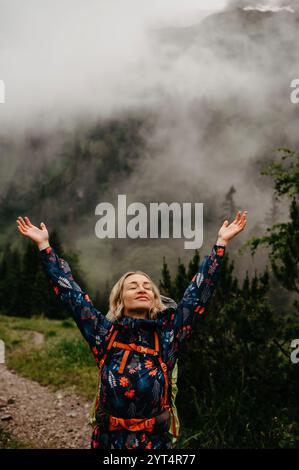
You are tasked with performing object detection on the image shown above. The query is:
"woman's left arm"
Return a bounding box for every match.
[173,210,247,343]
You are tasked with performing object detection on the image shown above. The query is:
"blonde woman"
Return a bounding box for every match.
[16,211,247,449]
[88,293,181,447]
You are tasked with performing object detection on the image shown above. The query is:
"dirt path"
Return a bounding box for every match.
[0,364,94,448]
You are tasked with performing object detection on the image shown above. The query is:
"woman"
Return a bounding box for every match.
[88,293,181,447]
[16,210,247,449]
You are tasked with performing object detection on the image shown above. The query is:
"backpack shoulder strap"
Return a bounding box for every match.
[153,327,179,439]
[153,330,168,402]
[93,325,119,417]
[99,324,119,368]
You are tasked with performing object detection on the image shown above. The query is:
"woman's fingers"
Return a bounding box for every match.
[238,211,247,229]
[241,211,247,224]
[17,215,35,229]
[24,216,33,227]
[235,210,247,227]
[236,212,244,226]
[17,216,27,229]
[16,216,37,234]
[16,220,27,232]
[16,223,27,235]
[232,211,241,225]
[225,210,247,225]
[229,211,246,233]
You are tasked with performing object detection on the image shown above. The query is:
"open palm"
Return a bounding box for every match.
[16,216,49,245]
[218,210,247,243]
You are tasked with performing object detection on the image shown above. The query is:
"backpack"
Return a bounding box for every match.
[88,296,180,445]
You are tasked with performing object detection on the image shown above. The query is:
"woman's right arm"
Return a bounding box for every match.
[39,244,113,348]
[16,216,113,353]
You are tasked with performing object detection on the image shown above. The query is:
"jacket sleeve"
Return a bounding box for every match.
[172,244,226,344]
[39,245,113,353]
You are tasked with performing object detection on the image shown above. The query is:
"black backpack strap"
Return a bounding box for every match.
[95,324,119,416]
[100,323,119,367]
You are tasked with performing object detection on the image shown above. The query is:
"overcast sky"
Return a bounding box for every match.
[0,0,297,284]
[1,0,295,134]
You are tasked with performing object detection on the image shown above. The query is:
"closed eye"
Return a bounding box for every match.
[127,282,152,290]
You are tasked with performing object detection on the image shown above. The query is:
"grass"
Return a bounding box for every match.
[0,312,99,401]
[0,312,193,448]
[0,427,35,449]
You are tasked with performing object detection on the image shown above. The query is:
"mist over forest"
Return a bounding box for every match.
[0,1,298,294]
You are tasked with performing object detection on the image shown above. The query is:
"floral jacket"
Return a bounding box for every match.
[39,243,226,449]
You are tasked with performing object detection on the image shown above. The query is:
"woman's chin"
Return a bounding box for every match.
[132,303,150,314]
[134,301,150,309]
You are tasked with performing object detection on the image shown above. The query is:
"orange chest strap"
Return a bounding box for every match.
[109,415,156,432]
[95,327,175,435]
[113,330,161,373]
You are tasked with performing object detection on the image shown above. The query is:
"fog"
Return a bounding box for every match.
[0,0,297,289]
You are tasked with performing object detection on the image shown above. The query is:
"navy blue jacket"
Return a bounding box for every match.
[40,243,226,449]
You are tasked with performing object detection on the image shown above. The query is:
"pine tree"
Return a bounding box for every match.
[245,148,299,311]
[17,240,38,316]
[176,252,294,448]
[0,229,88,319]
[174,148,299,448]
[0,244,22,315]
[174,258,188,300]
[265,193,280,227]
[187,249,200,280]
[93,279,110,315]
[159,256,173,298]
[221,185,237,223]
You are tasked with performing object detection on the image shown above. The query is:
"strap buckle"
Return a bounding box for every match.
[145,418,155,430]
[110,416,119,427]
[99,358,105,368]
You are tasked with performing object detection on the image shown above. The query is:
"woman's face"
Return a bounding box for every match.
[122,273,155,318]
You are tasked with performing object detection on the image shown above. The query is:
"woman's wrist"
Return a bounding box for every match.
[37,240,50,251]
[216,238,228,247]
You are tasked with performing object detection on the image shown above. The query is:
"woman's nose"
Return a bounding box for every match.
[137,286,146,293]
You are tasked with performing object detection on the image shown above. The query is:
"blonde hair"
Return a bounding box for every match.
[106,270,166,322]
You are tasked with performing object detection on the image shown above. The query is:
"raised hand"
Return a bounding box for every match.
[16,216,50,249]
[217,210,247,245]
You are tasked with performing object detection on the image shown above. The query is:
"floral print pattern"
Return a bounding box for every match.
[39,243,225,449]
